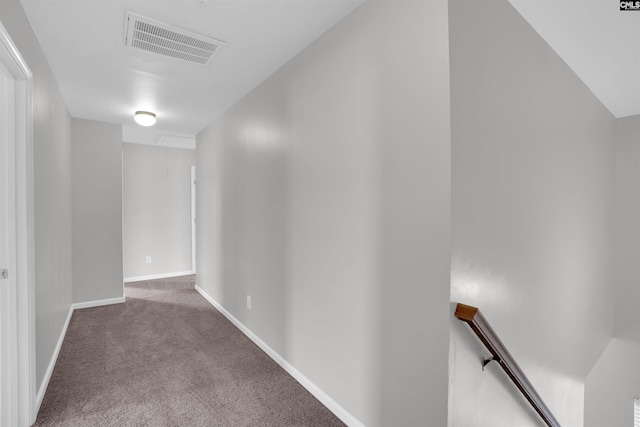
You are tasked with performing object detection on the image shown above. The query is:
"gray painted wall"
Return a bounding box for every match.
[584,338,640,427]
[612,115,640,342]
[584,115,640,427]
[122,143,195,279]
[0,0,74,390]
[449,0,615,425]
[71,119,123,303]
[374,3,451,424]
[196,1,451,425]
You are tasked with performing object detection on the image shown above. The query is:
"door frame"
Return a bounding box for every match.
[0,20,36,427]
[191,165,196,273]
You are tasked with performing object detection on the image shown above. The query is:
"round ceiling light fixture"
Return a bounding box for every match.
[134,111,157,127]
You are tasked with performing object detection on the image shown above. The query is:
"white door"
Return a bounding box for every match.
[0,56,19,427]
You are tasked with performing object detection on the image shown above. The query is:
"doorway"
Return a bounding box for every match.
[0,52,19,427]
[191,165,196,273]
[0,20,36,427]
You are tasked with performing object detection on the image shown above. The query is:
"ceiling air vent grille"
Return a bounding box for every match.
[124,12,225,65]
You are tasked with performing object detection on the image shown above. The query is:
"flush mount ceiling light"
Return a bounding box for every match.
[134,111,156,127]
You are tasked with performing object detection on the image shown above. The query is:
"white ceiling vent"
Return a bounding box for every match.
[124,12,225,65]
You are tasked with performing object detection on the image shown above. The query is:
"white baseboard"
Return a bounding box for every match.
[36,304,73,411]
[194,285,364,427]
[124,271,194,283]
[72,296,125,310]
[35,296,125,412]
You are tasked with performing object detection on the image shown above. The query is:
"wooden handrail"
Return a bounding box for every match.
[454,303,561,427]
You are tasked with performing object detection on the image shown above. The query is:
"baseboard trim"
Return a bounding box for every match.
[36,304,73,412]
[194,285,364,427]
[35,296,125,413]
[72,296,126,310]
[124,271,194,283]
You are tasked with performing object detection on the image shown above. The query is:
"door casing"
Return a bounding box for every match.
[0,19,36,427]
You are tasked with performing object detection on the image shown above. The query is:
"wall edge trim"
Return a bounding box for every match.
[194,284,365,427]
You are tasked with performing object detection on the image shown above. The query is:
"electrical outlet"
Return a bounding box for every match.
[146,256,152,264]
[247,295,251,310]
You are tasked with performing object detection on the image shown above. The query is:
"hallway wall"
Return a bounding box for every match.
[71,119,123,303]
[196,1,451,425]
[122,143,195,279]
[584,337,640,427]
[0,0,73,393]
[448,0,616,425]
[612,115,640,342]
[583,114,640,427]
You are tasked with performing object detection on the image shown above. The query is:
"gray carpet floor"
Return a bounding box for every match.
[34,275,345,426]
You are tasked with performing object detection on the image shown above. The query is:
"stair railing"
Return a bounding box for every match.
[454,303,561,427]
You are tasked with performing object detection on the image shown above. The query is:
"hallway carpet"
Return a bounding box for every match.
[35,275,345,427]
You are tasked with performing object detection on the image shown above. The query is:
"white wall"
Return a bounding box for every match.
[122,143,195,279]
[0,0,74,390]
[71,119,123,303]
[448,0,615,425]
[196,1,451,425]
